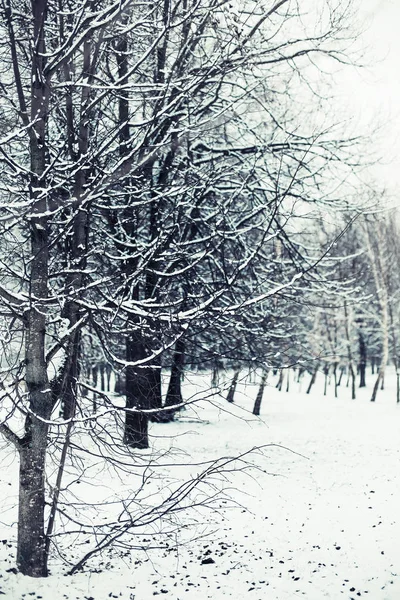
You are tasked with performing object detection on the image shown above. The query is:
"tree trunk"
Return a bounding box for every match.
[370,372,382,403]
[16,0,52,576]
[18,426,48,578]
[100,363,105,391]
[162,338,185,421]
[349,363,356,400]
[337,365,345,386]
[124,333,151,449]
[333,362,338,398]
[306,362,319,394]
[253,370,268,415]
[276,370,284,391]
[226,369,240,403]
[323,364,329,396]
[105,364,112,392]
[358,331,367,387]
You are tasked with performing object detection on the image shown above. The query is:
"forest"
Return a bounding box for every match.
[0,0,398,593]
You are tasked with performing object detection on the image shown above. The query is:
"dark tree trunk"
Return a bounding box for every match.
[323,364,329,396]
[333,362,338,398]
[161,338,185,422]
[105,363,112,392]
[348,363,356,399]
[358,331,367,387]
[226,369,240,403]
[306,362,319,395]
[92,365,98,388]
[114,372,124,395]
[124,333,151,449]
[148,358,163,422]
[16,0,52,577]
[99,363,105,391]
[285,370,290,392]
[371,357,376,374]
[370,372,382,402]
[18,423,48,577]
[397,373,400,404]
[276,370,284,391]
[253,370,268,415]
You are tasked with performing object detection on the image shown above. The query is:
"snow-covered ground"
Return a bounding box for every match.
[1,368,399,599]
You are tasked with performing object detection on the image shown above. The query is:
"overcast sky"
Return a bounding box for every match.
[342,0,400,198]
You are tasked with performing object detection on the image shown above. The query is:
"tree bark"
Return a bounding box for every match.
[124,332,151,449]
[18,427,48,578]
[253,370,268,415]
[306,362,319,394]
[358,330,367,388]
[226,369,240,403]
[162,338,185,421]
[16,0,53,577]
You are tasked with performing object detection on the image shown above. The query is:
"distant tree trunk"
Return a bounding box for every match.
[148,357,163,422]
[105,363,112,392]
[162,338,185,422]
[349,364,356,400]
[114,372,124,395]
[337,365,345,386]
[276,370,284,391]
[92,365,99,388]
[124,332,150,449]
[358,330,367,388]
[285,369,290,392]
[343,301,356,400]
[99,363,105,391]
[333,362,338,398]
[371,357,375,374]
[323,364,329,396]
[306,362,319,395]
[253,370,268,415]
[388,304,400,403]
[226,369,240,403]
[211,360,222,387]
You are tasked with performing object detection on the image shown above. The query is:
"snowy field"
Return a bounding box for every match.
[0,368,400,599]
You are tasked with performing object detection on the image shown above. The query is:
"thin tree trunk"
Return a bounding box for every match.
[306,362,319,395]
[105,364,112,392]
[100,363,105,391]
[253,370,268,415]
[343,301,356,400]
[276,370,284,391]
[358,330,367,388]
[333,362,338,398]
[162,338,185,421]
[323,364,329,396]
[337,365,345,386]
[370,372,382,403]
[226,369,240,403]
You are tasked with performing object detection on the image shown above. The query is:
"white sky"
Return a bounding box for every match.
[340,0,400,197]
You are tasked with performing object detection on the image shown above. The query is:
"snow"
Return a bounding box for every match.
[0,368,399,599]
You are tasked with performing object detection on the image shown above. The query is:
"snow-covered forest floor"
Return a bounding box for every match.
[1,368,399,599]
